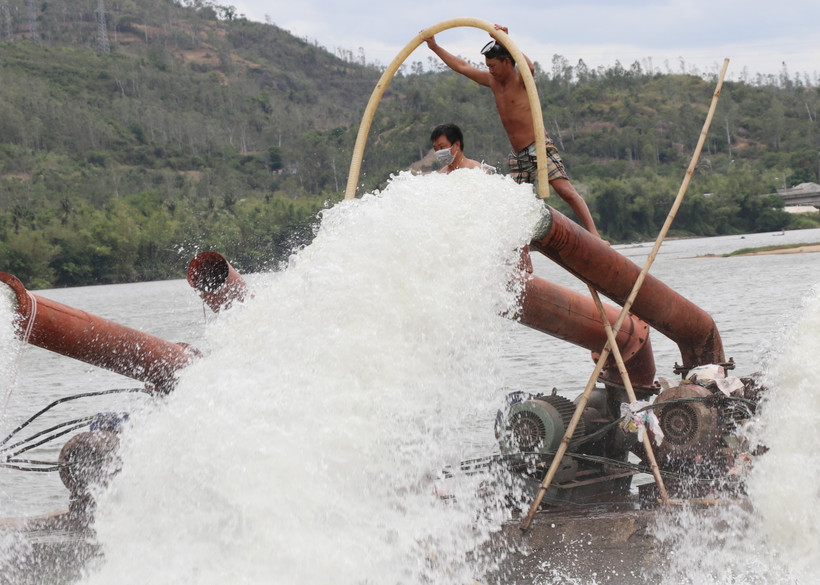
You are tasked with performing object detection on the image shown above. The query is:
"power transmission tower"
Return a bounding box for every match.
[96,0,110,53]
[25,0,37,43]
[1,2,12,43]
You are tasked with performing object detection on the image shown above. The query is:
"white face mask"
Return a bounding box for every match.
[435,147,455,166]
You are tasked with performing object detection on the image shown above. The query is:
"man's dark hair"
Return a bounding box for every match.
[430,123,465,150]
[480,40,512,62]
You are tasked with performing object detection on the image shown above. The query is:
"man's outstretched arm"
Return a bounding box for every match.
[423,35,491,86]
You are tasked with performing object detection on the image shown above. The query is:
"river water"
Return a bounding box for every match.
[1,170,819,584]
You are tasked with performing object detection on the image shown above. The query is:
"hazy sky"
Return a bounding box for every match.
[230,0,819,82]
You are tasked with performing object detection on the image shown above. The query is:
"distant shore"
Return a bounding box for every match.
[725,243,820,257]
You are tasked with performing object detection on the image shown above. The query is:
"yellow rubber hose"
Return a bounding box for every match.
[344,17,550,199]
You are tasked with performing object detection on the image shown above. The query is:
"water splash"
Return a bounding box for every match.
[0,275,28,570]
[82,171,545,585]
[747,283,820,583]
[0,282,22,417]
[651,284,820,585]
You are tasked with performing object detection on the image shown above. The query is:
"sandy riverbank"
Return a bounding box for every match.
[734,244,820,256]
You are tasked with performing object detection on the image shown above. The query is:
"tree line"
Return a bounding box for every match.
[0,0,818,289]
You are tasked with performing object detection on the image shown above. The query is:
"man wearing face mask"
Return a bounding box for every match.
[424,26,599,237]
[430,123,496,174]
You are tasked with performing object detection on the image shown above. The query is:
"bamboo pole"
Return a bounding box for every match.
[344,18,550,200]
[519,58,731,530]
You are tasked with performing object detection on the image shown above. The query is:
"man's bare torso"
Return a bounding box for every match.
[490,73,535,152]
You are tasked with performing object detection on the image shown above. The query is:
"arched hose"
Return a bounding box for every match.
[343,17,550,199]
[341,16,672,515]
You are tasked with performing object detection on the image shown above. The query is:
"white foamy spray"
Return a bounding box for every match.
[82,171,545,585]
[0,282,29,567]
[0,280,22,416]
[746,284,820,583]
[651,284,820,585]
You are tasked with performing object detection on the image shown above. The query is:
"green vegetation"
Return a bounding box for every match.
[723,242,820,256]
[1,0,819,289]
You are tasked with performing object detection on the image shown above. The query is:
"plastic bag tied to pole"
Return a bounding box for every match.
[620,401,665,446]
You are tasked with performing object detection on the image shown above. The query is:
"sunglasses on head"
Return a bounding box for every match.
[481,40,499,55]
[481,40,507,59]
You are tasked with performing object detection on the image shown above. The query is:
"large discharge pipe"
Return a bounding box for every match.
[530,207,725,369]
[519,274,657,391]
[0,273,197,392]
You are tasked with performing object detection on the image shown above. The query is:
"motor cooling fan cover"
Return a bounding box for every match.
[654,383,720,461]
[497,394,584,456]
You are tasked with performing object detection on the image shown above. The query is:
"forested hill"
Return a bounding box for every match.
[1,0,818,289]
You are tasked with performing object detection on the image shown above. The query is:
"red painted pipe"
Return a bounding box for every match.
[530,207,725,369]
[186,252,249,312]
[0,273,197,393]
[520,274,657,390]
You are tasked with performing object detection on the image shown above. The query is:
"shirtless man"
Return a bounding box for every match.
[424,25,599,236]
[430,122,495,174]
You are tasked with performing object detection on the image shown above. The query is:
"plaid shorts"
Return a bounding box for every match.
[507,138,568,185]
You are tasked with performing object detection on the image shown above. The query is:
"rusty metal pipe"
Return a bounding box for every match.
[0,273,196,392]
[520,274,656,389]
[186,252,249,313]
[530,207,724,369]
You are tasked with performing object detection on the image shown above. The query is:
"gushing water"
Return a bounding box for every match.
[746,285,820,583]
[81,171,545,585]
[0,283,21,414]
[650,285,820,585]
[0,287,28,569]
